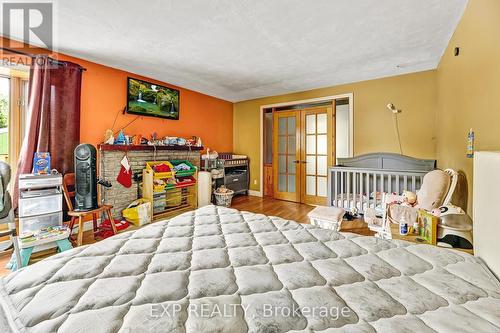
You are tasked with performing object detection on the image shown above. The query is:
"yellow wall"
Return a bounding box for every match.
[234,0,500,203]
[436,0,500,212]
[234,71,438,192]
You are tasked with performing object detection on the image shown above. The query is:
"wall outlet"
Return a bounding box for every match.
[253,179,257,185]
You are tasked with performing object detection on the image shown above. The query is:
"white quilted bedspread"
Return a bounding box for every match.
[1,205,500,333]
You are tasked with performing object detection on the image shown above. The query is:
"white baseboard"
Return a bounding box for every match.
[248,190,263,197]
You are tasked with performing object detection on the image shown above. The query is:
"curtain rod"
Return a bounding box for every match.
[0,46,87,71]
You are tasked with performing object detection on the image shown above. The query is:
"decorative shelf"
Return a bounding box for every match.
[98,144,204,152]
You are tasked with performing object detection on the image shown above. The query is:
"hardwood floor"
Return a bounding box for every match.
[231,195,314,223]
[0,252,11,277]
[232,195,373,236]
[0,195,372,277]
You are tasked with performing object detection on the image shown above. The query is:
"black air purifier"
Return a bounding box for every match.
[74,144,98,211]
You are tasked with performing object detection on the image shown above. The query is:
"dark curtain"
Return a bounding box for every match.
[13,55,82,208]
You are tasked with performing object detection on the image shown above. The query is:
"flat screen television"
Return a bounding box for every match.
[126,77,180,120]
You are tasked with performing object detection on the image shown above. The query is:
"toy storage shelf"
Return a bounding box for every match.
[142,165,198,221]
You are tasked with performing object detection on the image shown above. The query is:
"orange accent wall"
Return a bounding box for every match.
[1,38,233,152]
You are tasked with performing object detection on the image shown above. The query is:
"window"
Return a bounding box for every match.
[0,66,30,181]
[0,77,10,162]
[20,79,29,144]
[335,98,353,160]
[264,110,273,165]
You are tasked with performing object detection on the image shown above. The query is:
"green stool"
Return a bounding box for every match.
[7,236,72,271]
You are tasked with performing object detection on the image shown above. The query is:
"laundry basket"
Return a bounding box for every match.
[214,189,234,207]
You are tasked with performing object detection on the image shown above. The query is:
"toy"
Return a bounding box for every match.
[132,134,142,145]
[104,129,114,144]
[153,179,166,186]
[176,137,187,145]
[19,225,69,244]
[215,185,230,194]
[417,209,438,245]
[164,137,176,145]
[401,190,417,207]
[431,208,442,217]
[115,130,127,145]
[202,148,219,160]
[97,219,129,239]
[153,163,171,173]
[33,152,51,175]
[438,204,464,215]
[187,136,200,146]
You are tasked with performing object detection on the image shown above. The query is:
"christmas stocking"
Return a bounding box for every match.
[116,155,132,188]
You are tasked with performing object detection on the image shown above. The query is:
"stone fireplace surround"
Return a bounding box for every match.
[98,144,202,218]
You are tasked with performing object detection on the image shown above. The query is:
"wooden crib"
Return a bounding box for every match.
[327,153,436,214]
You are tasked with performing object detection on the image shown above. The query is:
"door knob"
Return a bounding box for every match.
[293,160,300,164]
[301,161,307,164]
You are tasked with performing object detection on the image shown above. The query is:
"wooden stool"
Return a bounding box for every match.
[63,174,118,246]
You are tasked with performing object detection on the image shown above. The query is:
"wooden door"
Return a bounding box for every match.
[300,107,333,205]
[273,111,301,202]
[263,165,274,197]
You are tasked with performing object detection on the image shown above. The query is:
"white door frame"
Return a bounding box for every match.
[254,93,354,197]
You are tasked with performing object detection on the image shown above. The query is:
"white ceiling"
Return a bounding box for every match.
[4,0,467,102]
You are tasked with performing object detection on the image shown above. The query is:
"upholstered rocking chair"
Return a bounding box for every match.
[366,169,458,239]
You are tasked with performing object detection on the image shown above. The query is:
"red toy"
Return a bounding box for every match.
[97,219,129,239]
[153,163,171,173]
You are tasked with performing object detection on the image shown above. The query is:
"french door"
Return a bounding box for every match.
[273,107,333,205]
[301,107,333,205]
[273,111,301,202]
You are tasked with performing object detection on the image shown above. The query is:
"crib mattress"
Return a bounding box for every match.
[1,205,499,332]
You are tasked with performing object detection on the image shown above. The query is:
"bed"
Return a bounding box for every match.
[0,205,499,332]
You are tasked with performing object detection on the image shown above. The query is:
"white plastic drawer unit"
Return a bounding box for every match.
[18,174,62,189]
[18,192,62,217]
[19,212,63,234]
